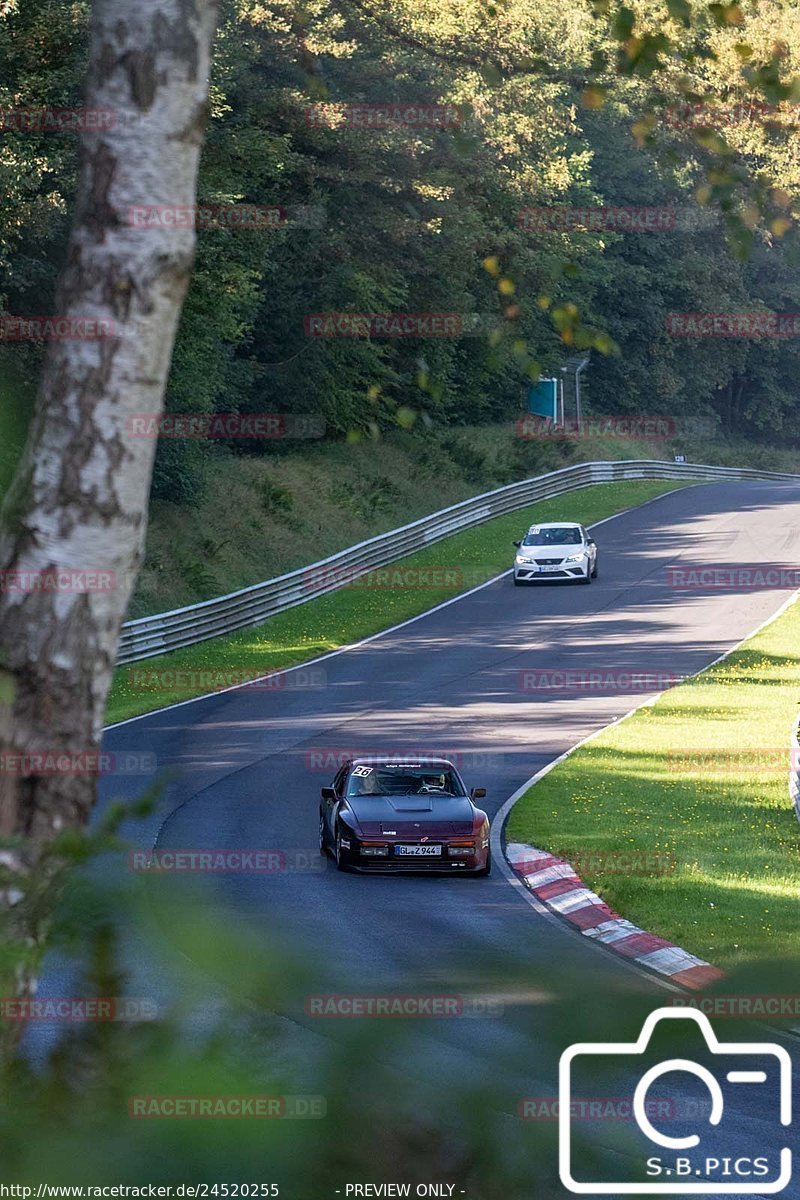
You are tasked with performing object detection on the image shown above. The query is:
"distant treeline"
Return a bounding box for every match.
[2,0,799,500]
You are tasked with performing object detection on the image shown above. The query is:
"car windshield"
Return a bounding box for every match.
[522,526,582,546]
[346,764,465,797]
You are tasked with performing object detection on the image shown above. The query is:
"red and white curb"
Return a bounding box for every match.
[506,842,724,991]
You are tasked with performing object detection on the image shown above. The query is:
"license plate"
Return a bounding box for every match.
[395,844,442,856]
[535,565,562,573]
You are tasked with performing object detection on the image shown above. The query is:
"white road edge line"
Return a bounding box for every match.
[491,581,800,993]
[104,482,700,731]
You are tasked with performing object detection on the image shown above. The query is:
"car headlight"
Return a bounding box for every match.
[515,555,533,565]
[564,552,586,563]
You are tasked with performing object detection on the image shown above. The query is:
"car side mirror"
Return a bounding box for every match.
[587,537,595,545]
[513,540,521,548]
[471,787,486,799]
[320,786,335,801]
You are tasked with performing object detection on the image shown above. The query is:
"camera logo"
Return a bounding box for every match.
[559,1007,792,1194]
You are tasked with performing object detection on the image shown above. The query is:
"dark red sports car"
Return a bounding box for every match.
[319,757,491,874]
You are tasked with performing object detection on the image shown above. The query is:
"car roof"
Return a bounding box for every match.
[349,757,455,769]
[526,521,582,530]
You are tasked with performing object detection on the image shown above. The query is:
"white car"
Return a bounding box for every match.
[512,521,598,586]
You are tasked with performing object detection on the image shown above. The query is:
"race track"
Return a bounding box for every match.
[45,480,800,1194]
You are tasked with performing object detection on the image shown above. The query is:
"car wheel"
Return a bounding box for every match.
[579,566,592,584]
[335,824,348,872]
[513,576,526,587]
[592,557,598,579]
[319,811,328,856]
[475,849,492,877]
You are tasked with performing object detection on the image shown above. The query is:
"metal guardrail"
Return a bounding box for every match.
[117,458,800,664]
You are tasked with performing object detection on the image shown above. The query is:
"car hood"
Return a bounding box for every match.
[518,543,586,557]
[346,793,476,836]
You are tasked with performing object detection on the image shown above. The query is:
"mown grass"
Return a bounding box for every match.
[506,595,800,970]
[106,478,690,724]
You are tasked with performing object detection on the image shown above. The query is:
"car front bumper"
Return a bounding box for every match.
[337,839,489,873]
[514,561,588,582]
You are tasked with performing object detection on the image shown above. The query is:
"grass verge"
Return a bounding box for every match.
[506,593,800,970]
[106,478,690,724]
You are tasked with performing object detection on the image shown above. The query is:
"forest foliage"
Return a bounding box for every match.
[2,0,800,503]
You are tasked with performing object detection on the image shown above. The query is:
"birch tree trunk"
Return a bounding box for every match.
[0,0,218,866]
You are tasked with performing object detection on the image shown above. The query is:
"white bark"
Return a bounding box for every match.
[0,0,218,851]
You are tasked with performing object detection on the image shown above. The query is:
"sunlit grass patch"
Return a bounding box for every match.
[507,597,800,968]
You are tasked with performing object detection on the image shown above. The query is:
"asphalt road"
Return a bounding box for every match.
[35,480,800,1195]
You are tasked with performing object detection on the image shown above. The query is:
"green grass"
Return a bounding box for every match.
[506,594,800,970]
[106,478,690,724]
[0,354,34,501]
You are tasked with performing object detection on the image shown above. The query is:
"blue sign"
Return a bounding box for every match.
[527,378,558,420]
